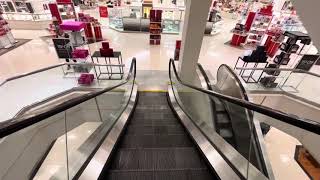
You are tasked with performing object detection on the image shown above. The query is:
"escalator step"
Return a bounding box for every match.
[135,105,170,111]
[110,148,207,170]
[219,129,233,138]
[120,135,193,148]
[132,111,176,120]
[126,125,184,135]
[129,118,180,126]
[104,169,213,180]
[213,99,226,112]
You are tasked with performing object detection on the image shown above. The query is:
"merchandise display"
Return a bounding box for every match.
[235,46,269,83]
[78,73,94,85]
[0,9,16,49]
[48,1,76,24]
[174,40,181,60]
[108,2,183,34]
[59,20,86,46]
[78,13,103,41]
[149,9,162,45]
[245,5,273,47]
[91,42,124,80]
[274,31,311,65]
[0,0,51,21]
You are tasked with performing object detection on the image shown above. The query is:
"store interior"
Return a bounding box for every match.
[1,0,320,179]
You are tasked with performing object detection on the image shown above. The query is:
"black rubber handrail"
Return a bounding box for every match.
[170,58,320,135]
[198,63,271,177]
[0,58,136,138]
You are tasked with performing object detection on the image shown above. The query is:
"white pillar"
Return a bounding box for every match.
[178,0,211,83]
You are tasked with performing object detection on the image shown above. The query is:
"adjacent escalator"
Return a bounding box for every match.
[99,92,218,179]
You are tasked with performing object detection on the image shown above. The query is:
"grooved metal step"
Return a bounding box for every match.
[110,147,207,170]
[103,169,213,180]
[129,118,180,126]
[120,134,193,148]
[126,125,185,135]
[100,92,216,180]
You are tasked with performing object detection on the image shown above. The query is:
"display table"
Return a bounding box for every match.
[234,57,268,83]
[91,51,124,80]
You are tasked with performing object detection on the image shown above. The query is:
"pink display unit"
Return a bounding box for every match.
[60,21,85,31]
[78,73,94,85]
[72,49,89,58]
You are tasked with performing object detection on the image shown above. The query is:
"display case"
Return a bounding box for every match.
[108,1,185,34]
[108,7,124,30]
[154,6,183,34]
[0,0,52,21]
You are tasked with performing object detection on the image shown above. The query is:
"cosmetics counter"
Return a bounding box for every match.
[0,0,52,29]
[108,4,183,34]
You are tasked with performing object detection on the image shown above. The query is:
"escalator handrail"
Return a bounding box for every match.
[0,58,136,138]
[170,58,320,135]
[0,62,125,87]
[198,63,272,178]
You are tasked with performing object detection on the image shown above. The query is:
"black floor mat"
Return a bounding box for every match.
[0,39,32,56]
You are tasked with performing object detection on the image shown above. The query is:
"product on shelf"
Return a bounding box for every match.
[100,41,114,57]
[78,73,94,85]
[273,31,311,65]
[72,49,89,59]
[243,5,273,47]
[174,40,181,60]
[78,13,103,41]
[149,9,162,45]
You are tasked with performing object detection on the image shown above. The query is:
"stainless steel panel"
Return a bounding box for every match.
[79,85,138,180]
[168,86,240,180]
[169,85,270,180]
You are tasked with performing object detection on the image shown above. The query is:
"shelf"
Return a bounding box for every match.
[247,39,261,42]
[150,21,162,24]
[251,27,267,31]
[149,27,161,30]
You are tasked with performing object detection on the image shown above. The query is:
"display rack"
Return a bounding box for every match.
[246,12,272,46]
[0,9,16,49]
[149,9,162,45]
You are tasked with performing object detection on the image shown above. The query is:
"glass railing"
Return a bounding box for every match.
[0,59,136,180]
[0,62,124,122]
[169,59,320,179]
[234,66,320,105]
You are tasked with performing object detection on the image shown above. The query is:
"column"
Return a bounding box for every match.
[178,0,211,83]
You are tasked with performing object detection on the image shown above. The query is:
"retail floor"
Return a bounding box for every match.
[0,14,312,180]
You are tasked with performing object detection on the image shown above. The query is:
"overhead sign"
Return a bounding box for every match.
[99,6,108,18]
[295,54,320,71]
[52,38,73,59]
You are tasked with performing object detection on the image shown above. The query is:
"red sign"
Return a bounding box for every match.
[99,6,108,18]
[48,3,62,24]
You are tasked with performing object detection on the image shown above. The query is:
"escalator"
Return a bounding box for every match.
[99,92,217,179]
[1,58,320,180]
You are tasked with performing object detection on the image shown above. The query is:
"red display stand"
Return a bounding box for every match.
[174,40,181,60]
[245,12,256,31]
[94,25,102,40]
[265,38,280,57]
[231,33,247,46]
